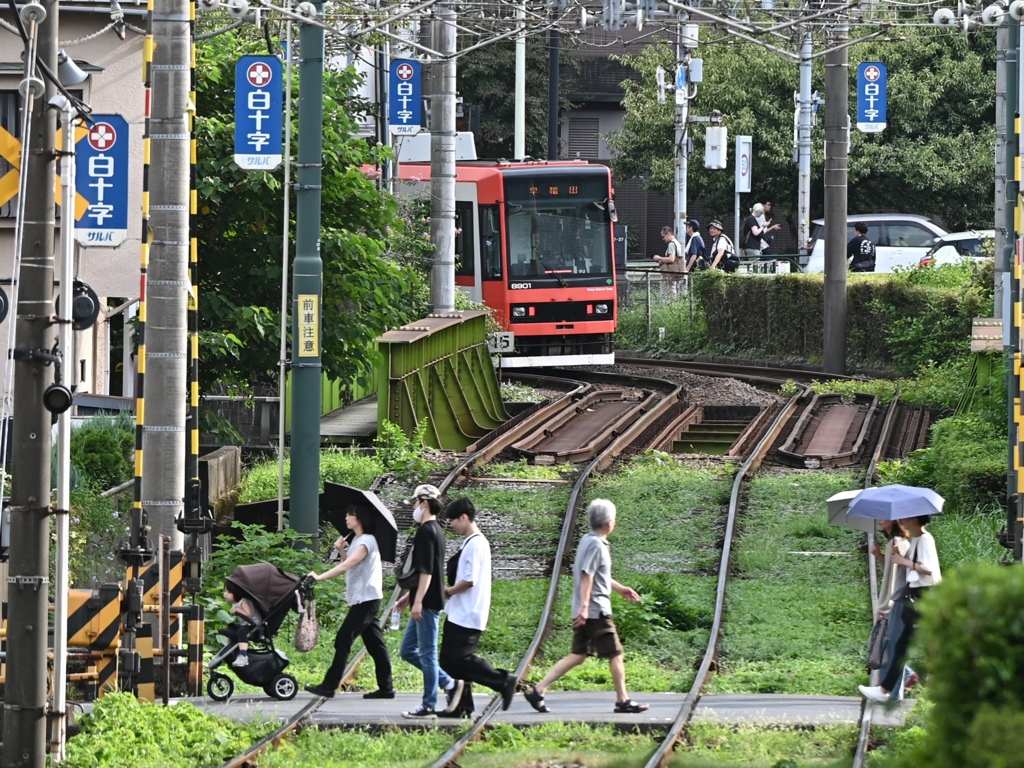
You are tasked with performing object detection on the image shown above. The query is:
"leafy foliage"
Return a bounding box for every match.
[61,692,268,768]
[607,29,996,230]
[882,564,1024,768]
[65,414,135,492]
[195,31,413,391]
[373,419,435,482]
[237,448,385,504]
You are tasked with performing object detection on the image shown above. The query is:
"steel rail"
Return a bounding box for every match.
[851,392,903,768]
[211,371,653,768]
[643,382,809,768]
[429,377,684,768]
[615,356,872,384]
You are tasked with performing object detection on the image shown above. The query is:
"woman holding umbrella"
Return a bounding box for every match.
[305,505,394,699]
[859,514,941,703]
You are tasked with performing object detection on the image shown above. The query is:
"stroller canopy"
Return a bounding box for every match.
[225,563,301,616]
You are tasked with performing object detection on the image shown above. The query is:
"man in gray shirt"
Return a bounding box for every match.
[522,499,648,714]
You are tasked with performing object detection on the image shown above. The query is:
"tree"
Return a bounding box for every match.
[606,27,996,232]
[195,31,415,391]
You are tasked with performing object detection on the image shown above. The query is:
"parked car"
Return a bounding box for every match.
[918,230,994,268]
[803,214,949,273]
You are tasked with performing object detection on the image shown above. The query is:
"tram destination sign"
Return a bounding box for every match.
[234,55,283,170]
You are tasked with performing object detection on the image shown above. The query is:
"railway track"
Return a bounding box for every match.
[209,360,925,767]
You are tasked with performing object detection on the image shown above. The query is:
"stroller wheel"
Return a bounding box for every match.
[265,674,297,701]
[208,673,234,702]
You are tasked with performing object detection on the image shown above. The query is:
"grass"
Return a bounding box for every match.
[238,448,384,503]
[708,471,870,696]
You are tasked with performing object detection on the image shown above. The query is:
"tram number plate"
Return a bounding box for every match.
[488,332,514,354]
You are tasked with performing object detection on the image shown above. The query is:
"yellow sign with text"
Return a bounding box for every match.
[297,294,319,358]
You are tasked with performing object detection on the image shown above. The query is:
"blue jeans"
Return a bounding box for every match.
[400,608,452,709]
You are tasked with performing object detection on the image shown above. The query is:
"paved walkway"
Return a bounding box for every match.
[187,691,913,731]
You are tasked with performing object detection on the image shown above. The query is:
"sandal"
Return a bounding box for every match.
[614,699,649,714]
[523,685,551,713]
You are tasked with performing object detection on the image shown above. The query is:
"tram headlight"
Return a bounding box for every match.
[511,306,527,318]
[594,303,610,315]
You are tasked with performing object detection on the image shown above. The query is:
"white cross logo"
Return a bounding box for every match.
[397,63,414,80]
[864,66,881,82]
[248,62,272,87]
[88,122,116,151]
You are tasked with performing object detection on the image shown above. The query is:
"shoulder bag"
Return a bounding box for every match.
[395,545,420,590]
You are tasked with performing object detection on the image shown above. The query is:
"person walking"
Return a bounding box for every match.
[522,499,648,714]
[756,200,782,255]
[741,204,768,258]
[437,498,519,718]
[707,220,739,272]
[305,506,394,699]
[872,520,917,701]
[859,515,940,703]
[652,225,686,295]
[397,484,464,719]
[847,221,877,272]
[683,219,707,273]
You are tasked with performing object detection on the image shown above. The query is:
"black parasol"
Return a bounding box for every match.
[323,482,399,562]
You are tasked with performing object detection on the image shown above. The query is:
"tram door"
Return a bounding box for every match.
[454,198,481,302]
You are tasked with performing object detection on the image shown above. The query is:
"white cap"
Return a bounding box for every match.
[405,484,441,504]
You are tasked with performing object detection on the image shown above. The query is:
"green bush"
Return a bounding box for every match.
[879,413,1005,513]
[65,414,134,492]
[888,564,1024,768]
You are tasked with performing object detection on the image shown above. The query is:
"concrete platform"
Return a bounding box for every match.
[186,691,914,731]
[319,396,377,440]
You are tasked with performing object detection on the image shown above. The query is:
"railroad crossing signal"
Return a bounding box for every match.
[0,125,90,218]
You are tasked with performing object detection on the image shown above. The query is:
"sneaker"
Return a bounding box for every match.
[231,654,249,668]
[858,684,890,703]
[305,683,335,699]
[444,680,465,713]
[402,705,437,719]
[363,689,396,699]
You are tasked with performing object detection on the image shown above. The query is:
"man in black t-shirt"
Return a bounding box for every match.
[847,221,877,272]
[397,484,464,719]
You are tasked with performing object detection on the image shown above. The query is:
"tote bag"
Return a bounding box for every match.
[867,615,888,670]
[295,599,319,652]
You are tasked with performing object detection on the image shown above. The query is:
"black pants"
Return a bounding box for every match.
[881,601,918,692]
[321,598,393,691]
[440,619,509,713]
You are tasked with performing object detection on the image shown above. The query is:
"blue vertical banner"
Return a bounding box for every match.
[389,59,422,136]
[234,55,283,170]
[856,62,887,134]
[75,114,130,247]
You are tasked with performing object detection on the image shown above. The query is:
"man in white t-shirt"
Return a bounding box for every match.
[438,498,518,717]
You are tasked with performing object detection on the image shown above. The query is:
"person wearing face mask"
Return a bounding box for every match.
[396,484,464,719]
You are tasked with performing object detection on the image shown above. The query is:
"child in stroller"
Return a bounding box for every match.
[207,563,313,702]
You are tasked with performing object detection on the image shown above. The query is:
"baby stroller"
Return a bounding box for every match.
[207,563,314,702]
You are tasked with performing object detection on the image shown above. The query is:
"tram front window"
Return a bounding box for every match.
[507,208,612,278]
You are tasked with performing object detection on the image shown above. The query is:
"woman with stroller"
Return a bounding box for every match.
[305,505,394,699]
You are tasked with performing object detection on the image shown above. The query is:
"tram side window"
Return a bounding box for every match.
[454,202,475,278]
[480,205,502,280]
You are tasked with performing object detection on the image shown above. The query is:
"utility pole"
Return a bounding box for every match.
[142,0,192,552]
[995,22,1008,309]
[796,29,813,253]
[822,8,848,375]
[548,28,560,160]
[514,0,526,159]
[429,3,457,313]
[674,13,691,233]
[6,0,57,763]
[290,0,325,541]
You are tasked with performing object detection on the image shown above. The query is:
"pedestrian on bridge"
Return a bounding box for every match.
[523,499,649,714]
[437,497,519,717]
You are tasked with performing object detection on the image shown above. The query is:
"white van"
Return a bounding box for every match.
[803,215,948,273]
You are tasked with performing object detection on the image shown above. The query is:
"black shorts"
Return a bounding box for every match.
[571,616,624,659]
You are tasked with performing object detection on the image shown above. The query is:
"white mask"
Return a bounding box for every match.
[413,503,425,524]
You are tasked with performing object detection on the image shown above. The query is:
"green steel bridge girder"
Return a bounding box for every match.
[376,312,509,450]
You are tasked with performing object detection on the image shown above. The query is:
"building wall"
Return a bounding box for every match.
[0,11,145,398]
